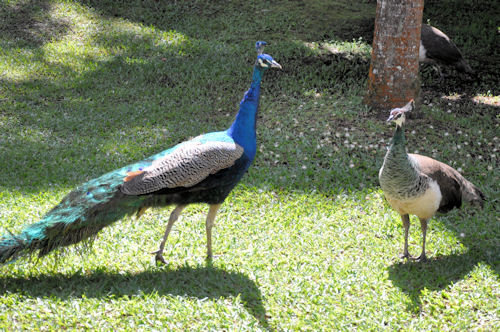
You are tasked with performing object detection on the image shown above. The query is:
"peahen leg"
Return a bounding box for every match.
[205,203,222,260]
[152,204,186,264]
[432,64,445,83]
[400,214,411,259]
[414,218,428,262]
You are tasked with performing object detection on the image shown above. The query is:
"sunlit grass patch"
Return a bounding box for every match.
[0,0,498,330]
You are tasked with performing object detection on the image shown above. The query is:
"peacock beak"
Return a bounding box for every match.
[271,60,282,69]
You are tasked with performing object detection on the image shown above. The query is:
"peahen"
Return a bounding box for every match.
[0,41,281,265]
[420,24,474,76]
[379,100,484,261]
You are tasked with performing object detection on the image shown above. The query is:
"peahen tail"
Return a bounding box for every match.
[0,172,144,264]
[458,174,485,208]
[446,161,485,208]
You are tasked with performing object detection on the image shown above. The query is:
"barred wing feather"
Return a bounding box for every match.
[121,140,244,195]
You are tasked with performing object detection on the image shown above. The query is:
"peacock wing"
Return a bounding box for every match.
[120,140,244,195]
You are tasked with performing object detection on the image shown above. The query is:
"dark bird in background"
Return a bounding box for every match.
[419,24,474,77]
[379,100,484,261]
[0,41,281,265]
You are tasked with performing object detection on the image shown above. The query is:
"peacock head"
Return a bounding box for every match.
[255,41,282,70]
[386,99,414,127]
[256,41,267,54]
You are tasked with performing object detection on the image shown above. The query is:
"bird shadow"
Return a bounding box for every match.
[388,252,476,313]
[388,235,498,314]
[387,198,499,313]
[0,263,271,330]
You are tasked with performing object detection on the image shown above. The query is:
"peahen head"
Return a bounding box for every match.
[254,41,282,70]
[386,99,414,127]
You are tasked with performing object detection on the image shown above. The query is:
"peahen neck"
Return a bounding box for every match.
[380,124,424,199]
[384,124,411,173]
[391,124,406,150]
[226,66,264,159]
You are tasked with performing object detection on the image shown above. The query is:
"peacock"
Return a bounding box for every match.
[420,24,474,76]
[0,41,281,265]
[379,100,484,261]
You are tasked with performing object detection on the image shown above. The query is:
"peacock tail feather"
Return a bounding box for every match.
[0,131,238,264]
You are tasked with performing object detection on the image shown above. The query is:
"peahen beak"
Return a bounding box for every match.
[271,60,282,69]
[386,114,395,122]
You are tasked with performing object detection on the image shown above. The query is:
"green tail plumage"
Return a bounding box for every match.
[0,167,144,264]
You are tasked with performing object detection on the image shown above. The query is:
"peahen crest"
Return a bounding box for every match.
[386,99,414,126]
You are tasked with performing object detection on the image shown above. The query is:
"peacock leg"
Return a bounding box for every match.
[400,214,411,259]
[205,203,222,260]
[136,206,149,219]
[414,218,428,262]
[152,204,186,264]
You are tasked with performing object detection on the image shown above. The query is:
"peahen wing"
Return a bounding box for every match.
[120,140,244,195]
[421,24,463,64]
[409,153,462,212]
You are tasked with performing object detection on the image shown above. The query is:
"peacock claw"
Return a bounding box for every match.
[155,254,168,265]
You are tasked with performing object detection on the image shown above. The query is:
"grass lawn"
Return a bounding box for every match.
[0,0,498,330]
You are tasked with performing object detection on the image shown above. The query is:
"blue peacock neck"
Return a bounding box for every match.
[226,66,264,160]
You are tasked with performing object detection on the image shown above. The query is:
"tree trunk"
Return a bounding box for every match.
[364,0,424,118]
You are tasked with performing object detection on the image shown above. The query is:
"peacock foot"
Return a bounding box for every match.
[151,250,168,265]
[400,252,412,260]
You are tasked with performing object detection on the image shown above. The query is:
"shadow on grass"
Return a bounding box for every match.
[388,252,475,312]
[0,264,271,330]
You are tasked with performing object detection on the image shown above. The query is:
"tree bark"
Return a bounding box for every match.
[364,0,424,118]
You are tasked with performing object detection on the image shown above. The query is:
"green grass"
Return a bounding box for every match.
[0,0,498,330]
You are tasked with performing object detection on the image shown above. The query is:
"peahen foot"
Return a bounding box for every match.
[411,253,427,262]
[206,253,222,261]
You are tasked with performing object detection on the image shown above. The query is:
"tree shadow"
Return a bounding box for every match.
[0,264,272,330]
[0,0,71,48]
[279,42,371,94]
[74,0,498,103]
[0,7,376,195]
[0,0,495,205]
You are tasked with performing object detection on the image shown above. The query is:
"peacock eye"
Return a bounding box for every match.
[258,59,268,67]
